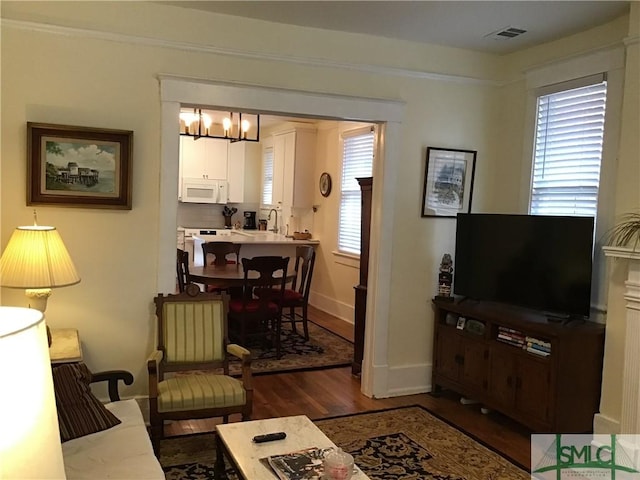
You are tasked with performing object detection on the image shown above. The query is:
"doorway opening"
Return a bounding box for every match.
[158,75,405,398]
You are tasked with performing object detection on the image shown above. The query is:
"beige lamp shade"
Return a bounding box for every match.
[0,225,80,289]
[0,306,66,479]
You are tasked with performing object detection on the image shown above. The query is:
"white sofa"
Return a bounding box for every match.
[60,371,164,479]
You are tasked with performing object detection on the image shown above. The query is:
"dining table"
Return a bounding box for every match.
[188,263,296,289]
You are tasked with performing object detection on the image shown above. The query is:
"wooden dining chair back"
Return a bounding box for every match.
[227,256,289,358]
[176,248,191,293]
[254,246,316,340]
[202,242,242,294]
[147,290,253,453]
[202,242,241,266]
[283,245,316,340]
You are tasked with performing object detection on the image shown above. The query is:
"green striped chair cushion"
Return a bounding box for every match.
[163,300,226,363]
[157,374,246,413]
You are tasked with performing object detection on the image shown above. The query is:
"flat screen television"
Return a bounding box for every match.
[454,213,594,318]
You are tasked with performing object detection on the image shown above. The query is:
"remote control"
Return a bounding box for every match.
[252,432,287,443]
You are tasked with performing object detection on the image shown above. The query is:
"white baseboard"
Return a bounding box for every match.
[377,363,432,398]
[309,291,354,325]
[593,413,620,434]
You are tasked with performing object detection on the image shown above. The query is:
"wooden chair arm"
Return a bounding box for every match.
[147,349,164,369]
[147,350,164,399]
[227,344,253,391]
[227,343,251,361]
[90,370,134,402]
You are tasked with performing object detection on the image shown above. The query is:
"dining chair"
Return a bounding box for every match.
[202,242,242,294]
[202,241,241,266]
[280,246,316,340]
[176,248,191,293]
[227,256,289,359]
[147,290,253,453]
[255,246,316,340]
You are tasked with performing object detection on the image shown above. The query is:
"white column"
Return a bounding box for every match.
[603,247,640,434]
[622,259,640,433]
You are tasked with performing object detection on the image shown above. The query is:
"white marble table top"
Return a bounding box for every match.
[216,415,370,479]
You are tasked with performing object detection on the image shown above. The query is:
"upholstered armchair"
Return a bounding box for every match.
[147,290,253,452]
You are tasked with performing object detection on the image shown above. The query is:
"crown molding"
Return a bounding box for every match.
[2,18,499,87]
[624,34,640,47]
[522,42,625,78]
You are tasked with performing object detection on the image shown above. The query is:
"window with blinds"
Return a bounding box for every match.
[262,147,274,205]
[338,128,374,254]
[530,77,607,217]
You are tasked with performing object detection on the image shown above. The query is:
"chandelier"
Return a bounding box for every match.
[179,108,260,142]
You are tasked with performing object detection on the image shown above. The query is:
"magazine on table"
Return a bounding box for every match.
[262,446,335,480]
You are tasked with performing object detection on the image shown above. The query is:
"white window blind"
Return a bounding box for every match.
[530,78,607,217]
[338,128,374,254]
[262,147,274,205]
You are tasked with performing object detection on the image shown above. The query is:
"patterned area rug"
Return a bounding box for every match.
[160,406,530,479]
[179,321,353,378]
[229,321,353,375]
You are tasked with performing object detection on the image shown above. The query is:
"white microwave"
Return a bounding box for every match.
[181,178,228,204]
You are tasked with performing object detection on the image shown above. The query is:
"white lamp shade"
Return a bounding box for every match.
[0,226,80,289]
[0,307,66,479]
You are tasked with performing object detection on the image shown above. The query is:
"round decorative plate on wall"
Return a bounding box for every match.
[319,172,332,197]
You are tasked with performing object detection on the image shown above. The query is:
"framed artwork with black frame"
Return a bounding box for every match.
[27,122,133,210]
[421,146,477,218]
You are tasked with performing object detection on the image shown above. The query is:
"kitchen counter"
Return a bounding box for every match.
[193,231,319,245]
[184,229,318,267]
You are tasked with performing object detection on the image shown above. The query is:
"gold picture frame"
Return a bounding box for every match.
[27,122,133,209]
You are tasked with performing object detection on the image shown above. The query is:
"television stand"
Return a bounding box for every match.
[545,313,587,327]
[431,298,605,432]
[562,317,586,327]
[544,312,570,323]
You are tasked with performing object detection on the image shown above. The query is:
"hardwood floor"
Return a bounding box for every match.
[306,305,354,342]
[164,306,533,470]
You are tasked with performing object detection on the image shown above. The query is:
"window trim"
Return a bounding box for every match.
[535,73,606,97]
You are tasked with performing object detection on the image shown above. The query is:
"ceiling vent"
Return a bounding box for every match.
[485,26,527,41]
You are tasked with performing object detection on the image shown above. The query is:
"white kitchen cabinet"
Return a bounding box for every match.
[269,127,316,209]
[180,136,228,181]
[227,141,261,203]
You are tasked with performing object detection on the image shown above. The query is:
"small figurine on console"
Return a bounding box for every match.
[436,253,454,302]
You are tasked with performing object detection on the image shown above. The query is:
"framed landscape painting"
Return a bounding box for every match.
[421,146,477,218]
[27,122,133,209]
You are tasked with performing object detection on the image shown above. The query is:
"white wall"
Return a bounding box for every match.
[495,8,637,432]
[0,1,499,399]
[0,1,636,412]
[596,3,640,432]
[310,121,373,323]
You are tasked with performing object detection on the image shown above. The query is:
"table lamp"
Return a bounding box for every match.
[0,214,80,342]
[0,306,67,479]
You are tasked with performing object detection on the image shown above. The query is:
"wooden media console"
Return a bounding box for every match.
[431,298,605,432]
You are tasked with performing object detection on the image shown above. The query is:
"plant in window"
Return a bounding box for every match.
[604,212,640,249]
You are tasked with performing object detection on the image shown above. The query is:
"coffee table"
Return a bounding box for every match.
[215,415,370,479]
